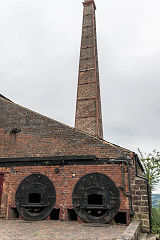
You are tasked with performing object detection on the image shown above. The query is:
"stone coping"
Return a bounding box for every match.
[116,220,141,240]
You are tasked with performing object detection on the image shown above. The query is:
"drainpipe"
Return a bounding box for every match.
[108,159,134,216]
[121,162,134,216]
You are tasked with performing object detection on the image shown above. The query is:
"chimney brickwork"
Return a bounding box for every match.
[75,0,103,138]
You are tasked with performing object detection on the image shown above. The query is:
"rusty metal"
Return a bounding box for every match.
[72,172,120,223]
[0,174,4,206]
[15,174,56,221]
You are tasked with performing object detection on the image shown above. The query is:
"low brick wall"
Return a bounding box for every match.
[117,220,141,240]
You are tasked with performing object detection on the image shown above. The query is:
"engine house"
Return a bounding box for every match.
[0,0,150,233]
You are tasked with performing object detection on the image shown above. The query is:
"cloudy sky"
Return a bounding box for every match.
[0,0,160,193]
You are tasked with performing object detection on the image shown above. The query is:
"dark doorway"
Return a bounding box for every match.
[114,212,127,224]
[10,207,19,219]
[67,209,77,221]
[0,174,4,206]
[50,208,60,220]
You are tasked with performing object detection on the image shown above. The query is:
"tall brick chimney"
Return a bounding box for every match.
[75,0,103,138]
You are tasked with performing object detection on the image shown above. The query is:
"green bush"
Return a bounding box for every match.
[152,206,160,237]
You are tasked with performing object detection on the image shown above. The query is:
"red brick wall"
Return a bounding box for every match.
[0,164,130,220]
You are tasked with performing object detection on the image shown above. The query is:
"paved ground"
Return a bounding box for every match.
[0,220,126,240]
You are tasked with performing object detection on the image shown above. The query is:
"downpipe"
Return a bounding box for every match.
[108,159,134,216]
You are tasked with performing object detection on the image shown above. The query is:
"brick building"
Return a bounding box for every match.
[0,0,150,232]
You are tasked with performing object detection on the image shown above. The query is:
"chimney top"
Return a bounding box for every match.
[83,0,96,9]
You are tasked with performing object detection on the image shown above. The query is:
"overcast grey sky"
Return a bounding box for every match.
[0,0,160,193]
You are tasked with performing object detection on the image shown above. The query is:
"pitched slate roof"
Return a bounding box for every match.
[0,96,133,160]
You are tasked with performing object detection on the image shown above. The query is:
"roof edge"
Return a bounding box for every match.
[0,94,12,102]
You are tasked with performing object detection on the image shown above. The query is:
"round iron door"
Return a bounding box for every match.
[15,174,56,221]
[72,172,120,223]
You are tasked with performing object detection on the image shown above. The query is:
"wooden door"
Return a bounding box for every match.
[0,174,4,205]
